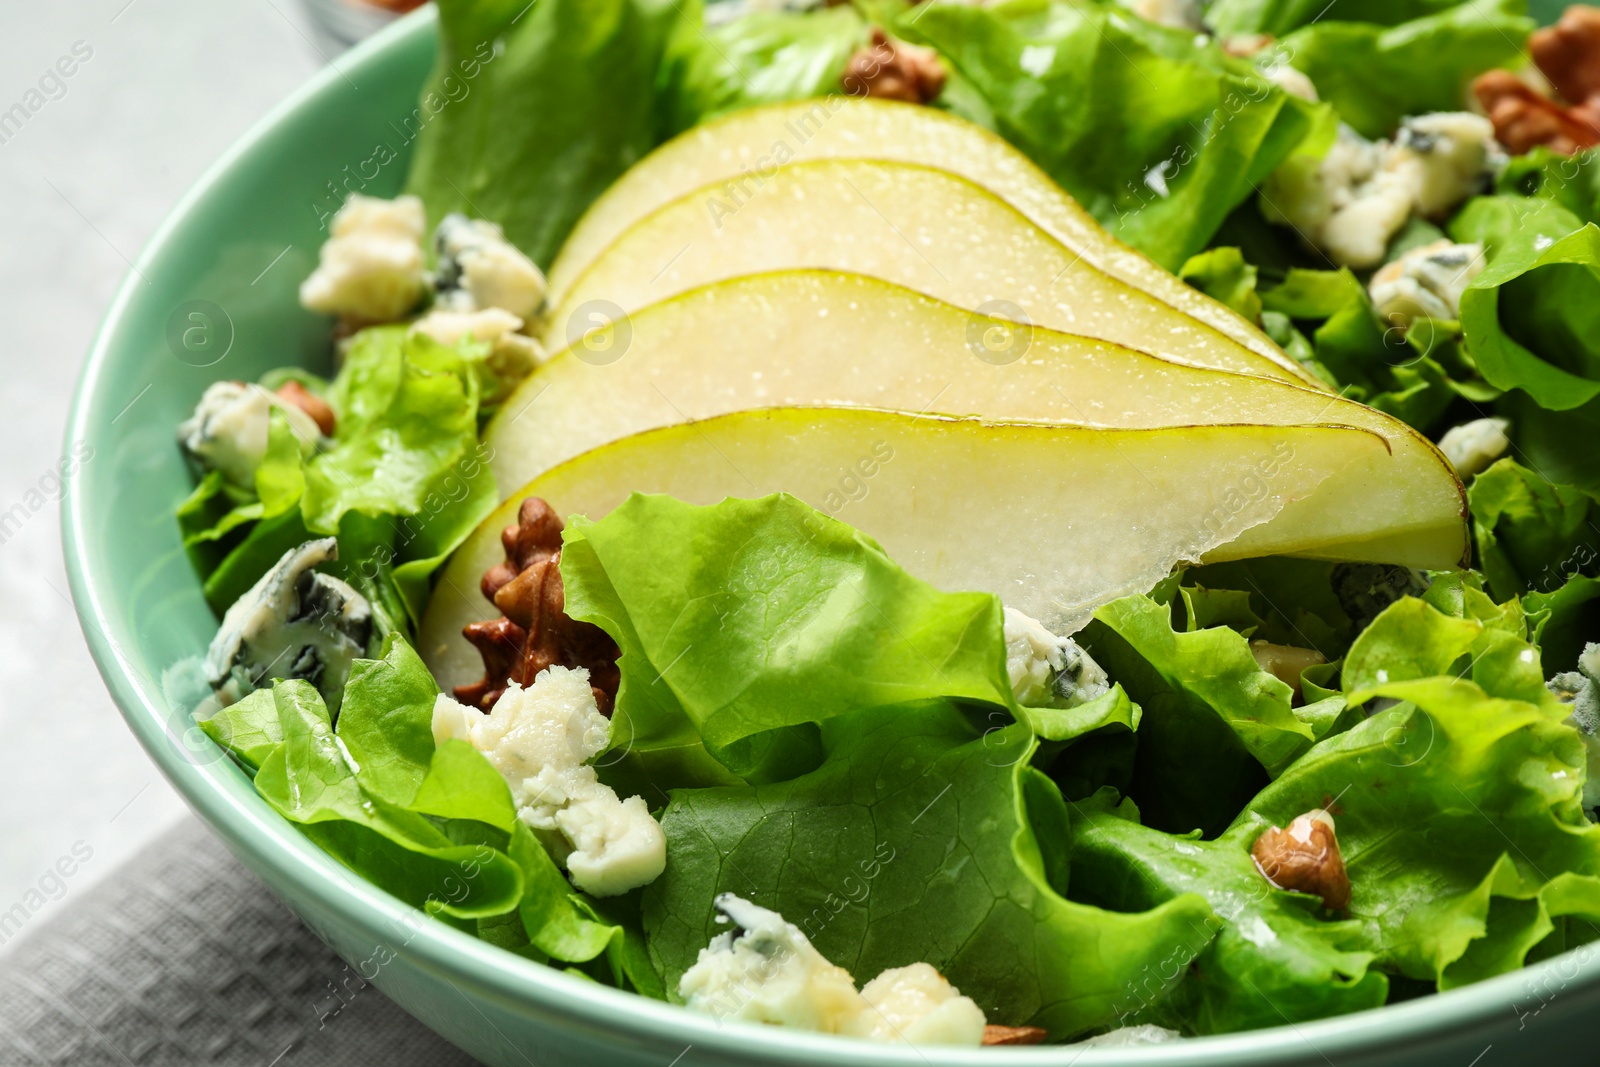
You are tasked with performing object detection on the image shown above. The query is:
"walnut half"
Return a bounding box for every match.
[455,497,620,714]
[982,1024,1049,1046]
[842,27,946,105]
[1473,6,1600,155]
[1251,808,1351,910]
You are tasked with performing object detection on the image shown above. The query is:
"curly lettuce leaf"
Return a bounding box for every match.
[640,701,1215,1037]
[1469,458,1600,601]
[404,0,687,266]
[1452,195,1600,411]
[335,634,451,806]
[1250,683,1600,987]
[1179,246,1264,321]
[250,680,525,920]
[199,637,658,972]
[182,327,496,624]
[196,687,284,772]
[560,493,1015,784]
[1201,255,1491,435]
[1077,594,1314,837]
[1067,789,1385,1034]
[1273,1,1533,140]
[1497,146,1600,226]
[1019,682,1140,743]
[659,4,866,135]
[1526,575,1600,675]
[1205,0,1463,36]
[906,0,1331,269]
[1186,556,1357,656]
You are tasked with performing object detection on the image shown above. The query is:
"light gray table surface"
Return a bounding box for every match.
[0,0,322,931]
[0,4,481,1063]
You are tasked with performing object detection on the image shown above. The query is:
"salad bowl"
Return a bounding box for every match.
[63,3,1600,1065]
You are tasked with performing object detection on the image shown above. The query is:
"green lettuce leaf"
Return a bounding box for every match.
[1205,0,1463,37]
[1271,674,1600,987]
[336,634,454,806]
[1077,594,1314,837]
[1067,789,1385,1034]
[1186,556,1357,656]
[252,680,525,920]
[411,740,519,832]
[640,701,1216,1038]
[404,0,687,266]
[1018,683,1140,743]
[561,493,1015,784]
[659,5,866,135]
[905,0,1331,269]
[1525,575,1600,675]
[1274,1,1532,140]
[200,637,660,973]
[1452,195,1600,411]
[183,327,497,624]
[195,687,283,772]
[1497,146,1600,226]
[1180,247,1263,321]
[1469,459,1600,601]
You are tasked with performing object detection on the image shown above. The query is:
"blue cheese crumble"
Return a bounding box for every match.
[299,194,428,323]
[1003,607,1111,708]
[679,894,987,1046]
[204,538,372,708]
[431,665,666,897]
[177,381,322,487]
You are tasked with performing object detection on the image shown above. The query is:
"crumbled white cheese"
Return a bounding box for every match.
[1263,114,1499,269]
[432,214,546,320]
[854,964,988,1045]
[299,194,428,323]
[431,666,665,897]
[1549,643,1600,810]
[1126,0,1202,30]
[1394,113,1503,219]
[177,381,322,487]
[1260,59,1319,102]
[1436,417,1511,479]
[1071,1024,1183,1047]
[1003,606,1111,708]
[680,894,866,1032]
[410,307,545,393]
[679,895,987,1046]
[204,538,371,707]
[1369,240,1485,329]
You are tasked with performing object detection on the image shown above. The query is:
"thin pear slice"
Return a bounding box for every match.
[547,97,1300,382]
[545,158,1310,385]
[495,272,1464,541]
[420,409,1466,691]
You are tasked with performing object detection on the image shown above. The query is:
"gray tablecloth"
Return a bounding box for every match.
[0,816,481,1067]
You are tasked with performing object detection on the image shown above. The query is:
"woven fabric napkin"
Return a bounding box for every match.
[0,815,481,1067]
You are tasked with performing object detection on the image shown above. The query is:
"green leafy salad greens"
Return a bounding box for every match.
[173,0,1600,1045]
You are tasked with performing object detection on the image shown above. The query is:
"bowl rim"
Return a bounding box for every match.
[60,7,1600,1064]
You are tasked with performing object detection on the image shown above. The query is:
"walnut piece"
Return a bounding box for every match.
[842,27,946,105]
[456,497,620,715]
[982,1024,1049,1046]
[1251,808,1351,910]
[1473,7,1600,155]
[274,380,336,437]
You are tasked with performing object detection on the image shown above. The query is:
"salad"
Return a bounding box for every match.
[174,0,1600,1050]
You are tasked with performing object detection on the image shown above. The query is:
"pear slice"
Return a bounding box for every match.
[494,272,1464,536]
[419,408,1466,691]
[547,97,1300,382]
[544,158,1313,385]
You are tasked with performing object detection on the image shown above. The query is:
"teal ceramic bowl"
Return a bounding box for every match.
[63,6,1600,1065]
